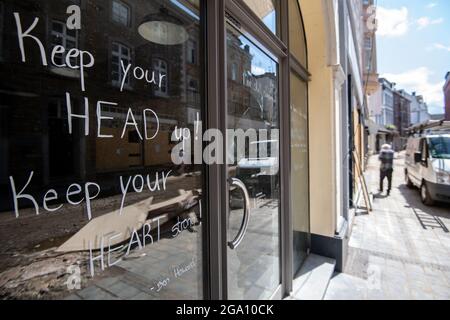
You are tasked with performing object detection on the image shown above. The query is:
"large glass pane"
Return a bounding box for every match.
[288,0,307,66]
[226,22,280,300]
[0,0,204,300]
[290,72,309,274]
[242,0,278,35]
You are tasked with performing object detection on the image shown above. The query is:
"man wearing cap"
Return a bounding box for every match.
[379,144,395,196]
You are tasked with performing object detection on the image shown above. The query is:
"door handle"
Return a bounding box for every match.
[228,177,251,250]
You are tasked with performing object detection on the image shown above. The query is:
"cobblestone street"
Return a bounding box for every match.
[325,153,450,300]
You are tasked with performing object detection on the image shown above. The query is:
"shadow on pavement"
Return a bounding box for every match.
[398,183,450,232]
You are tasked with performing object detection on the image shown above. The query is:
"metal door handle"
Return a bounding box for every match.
[228,178,251,250]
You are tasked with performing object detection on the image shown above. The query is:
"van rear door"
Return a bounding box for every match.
[407,138,422,186]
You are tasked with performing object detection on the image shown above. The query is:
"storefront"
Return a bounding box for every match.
[0,0,310,300]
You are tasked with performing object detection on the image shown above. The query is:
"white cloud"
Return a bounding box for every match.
[429,105,445,115]
[377,7,410,37]
[426,3,437,9]
[416,17,444,29]
[433,43,450,52]
[382,67,445,107]
[251,65,266,75]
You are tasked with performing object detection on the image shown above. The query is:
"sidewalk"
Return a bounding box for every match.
[324,153,450,300]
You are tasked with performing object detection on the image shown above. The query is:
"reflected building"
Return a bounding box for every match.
[0,0,201,193]
[0,0,204,300]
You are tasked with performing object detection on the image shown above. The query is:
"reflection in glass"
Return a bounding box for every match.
[290,72,309,274]
[242,0,278,35]
[226,23,280,300]
[0,0,203,300]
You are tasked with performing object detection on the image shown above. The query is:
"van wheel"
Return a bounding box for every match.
[405,171,414,188]
[420,183,435,206]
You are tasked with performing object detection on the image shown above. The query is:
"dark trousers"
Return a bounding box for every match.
[379,169,393,192]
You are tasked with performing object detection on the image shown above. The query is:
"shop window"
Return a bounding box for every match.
[112,0,131,27]
[288,0,307,66]
[0,0,204,301]
[153,58,168,96]
[111,42,132,87]
[242,0,278,35]
[0,2,3,59]
[290,72,309,274]
[288,0,309,275]
[51,21,78,66]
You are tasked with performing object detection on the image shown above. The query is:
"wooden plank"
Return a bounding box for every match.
[353,150,372,212]
[57,197,153,252]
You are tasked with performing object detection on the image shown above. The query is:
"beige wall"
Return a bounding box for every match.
[298,0,339,237]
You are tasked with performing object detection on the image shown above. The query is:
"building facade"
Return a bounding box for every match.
[0,0,368,300]
[368,77,433,152]
[406,92,430,125]
[445,72,450,121]
[393,90,411,150]
[378,78,395,127]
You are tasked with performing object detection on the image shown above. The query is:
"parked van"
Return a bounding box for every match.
[405,134,450,205]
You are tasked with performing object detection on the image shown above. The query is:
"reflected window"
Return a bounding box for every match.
[112,42,132,87]
[231,63,238,81]
[153,58,168,96]
[364,37,372,50]
[188,77,198,91]
[51,21,78,66]
[187,75,199,106]
[242,0,278,35]
[187,39,197,64]
[112,0,131,26]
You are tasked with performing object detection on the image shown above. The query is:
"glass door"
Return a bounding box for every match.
[225,20,281,300]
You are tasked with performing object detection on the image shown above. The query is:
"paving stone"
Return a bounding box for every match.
[324,154,450,301]
[105,280,144,299]
[77,286,119,300]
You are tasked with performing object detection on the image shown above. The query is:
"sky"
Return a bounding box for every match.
[376,0,450,114]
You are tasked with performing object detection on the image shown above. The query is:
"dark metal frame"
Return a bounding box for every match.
[204,0,310,300]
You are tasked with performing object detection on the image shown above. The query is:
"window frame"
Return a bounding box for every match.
[206,0,310,300]
[111,0,131,27]
[50,20,79,67]
[152,58,169,97]
[111,41,132,88]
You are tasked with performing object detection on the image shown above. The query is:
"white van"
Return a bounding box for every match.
[404,134,450,205]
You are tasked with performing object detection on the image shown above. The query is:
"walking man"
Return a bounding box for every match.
[379,144,395,196]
